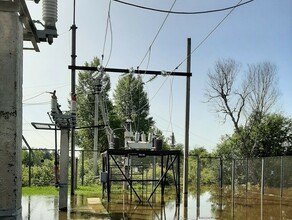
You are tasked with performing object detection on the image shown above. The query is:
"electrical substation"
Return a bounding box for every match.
[0,0,192,218]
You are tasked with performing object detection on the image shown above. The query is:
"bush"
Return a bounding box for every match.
[22,165,29,186]
[22,159,56,186]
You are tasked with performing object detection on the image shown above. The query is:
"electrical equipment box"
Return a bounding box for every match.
[100,172,108,183]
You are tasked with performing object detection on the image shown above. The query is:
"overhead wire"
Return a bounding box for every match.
[109,0,251,140]
[97,0,252,150]
[23,91,47,102]
[173,0,247,71]
[23,101,51,106]
[22,117,53,146]
[113,0,254,15]
[121,48,151,127]
[133,74,171,115]
[137,0,177,69]
[140,0,249,143]
[150,110,217,146]
[129,0,177,129]
[101,0,113,68]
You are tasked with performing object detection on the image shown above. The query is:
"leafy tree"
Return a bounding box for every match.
[112,74,155,146]
[190,147,211,157]
[214,134,242,159]
[249,114,292,156]
[75,57,114,152]
[188,147,219,185]
[214,114,292,158]
[22,148,55,166]
[205,59,280,157]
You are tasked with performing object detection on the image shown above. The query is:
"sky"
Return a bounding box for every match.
[22,0,292,152]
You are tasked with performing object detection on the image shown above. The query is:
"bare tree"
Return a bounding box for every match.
[206,59,248,133]
[245,62,279,122]
[205,59,279,156]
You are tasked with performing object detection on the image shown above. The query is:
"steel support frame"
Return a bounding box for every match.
[101,149,181,203]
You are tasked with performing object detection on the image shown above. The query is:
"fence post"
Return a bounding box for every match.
[261,157,265,196]
[75,158,78,189]
[231,159,235,218]
[196,156,201,218]
[107,153,111,202]
[245,158,248,208]
[161,155,164,199]
[177,153,180,201]
[219,157,223,211]
[246,158,249,193]
[280,156,283,197]
[28,149,32,187]
[261,157,265,220]
[81,150,84,186]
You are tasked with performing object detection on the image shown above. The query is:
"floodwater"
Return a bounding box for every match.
[22,188,292,220]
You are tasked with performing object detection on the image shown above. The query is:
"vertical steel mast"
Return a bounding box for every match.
[70,0,77,195]
[183,38,191,208]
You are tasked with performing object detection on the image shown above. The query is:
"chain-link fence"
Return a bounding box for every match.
[188,156,292,212]
[22,148,292,194]
[186,155,292,219]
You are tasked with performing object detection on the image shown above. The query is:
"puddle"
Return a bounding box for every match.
[22,189,292,219]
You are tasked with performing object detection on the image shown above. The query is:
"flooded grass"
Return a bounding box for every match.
[22,186,292,219]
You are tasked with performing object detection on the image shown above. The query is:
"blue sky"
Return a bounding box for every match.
[23,0,292,152]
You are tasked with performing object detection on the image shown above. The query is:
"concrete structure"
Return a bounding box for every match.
[0,2,23,219]
[59,129,70,211]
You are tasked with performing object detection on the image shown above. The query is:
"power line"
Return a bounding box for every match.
[173,0,246,71]
[138,0,177,69]
[113,0,254,15]
[23,91,47,102]
[23,101,51,106]
[101,0,113,67]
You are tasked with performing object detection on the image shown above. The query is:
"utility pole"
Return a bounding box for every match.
[183,38,191,207]
[70,0,77,195]
[93,78,102,176]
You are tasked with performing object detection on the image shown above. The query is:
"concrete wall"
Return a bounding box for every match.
[0,7,23,220]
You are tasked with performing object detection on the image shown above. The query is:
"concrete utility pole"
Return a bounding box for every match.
[183,38,191,207]
[0,2,23,219]
[58,129,70,211]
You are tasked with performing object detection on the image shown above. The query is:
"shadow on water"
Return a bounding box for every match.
[22,187,292,220]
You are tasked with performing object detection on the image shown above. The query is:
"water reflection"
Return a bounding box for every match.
[22,188,292,219]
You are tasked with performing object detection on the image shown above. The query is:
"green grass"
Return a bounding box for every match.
[22,186,58,196]
[75,185,102,196]
[22,185,106,196]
